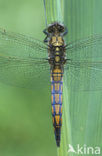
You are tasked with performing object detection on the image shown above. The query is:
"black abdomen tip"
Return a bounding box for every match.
[56,140,60,147]
[55,127,61,147]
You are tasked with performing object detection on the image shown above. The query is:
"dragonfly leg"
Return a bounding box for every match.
[43,28,50,43]
[43,36,49,43]
[62,27,68,36]
[43,28,48,35]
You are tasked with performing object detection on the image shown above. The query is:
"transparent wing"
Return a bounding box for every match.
[64,34,102,91]
[0,28,50,89]
[65,60,102,91]
[66,34,102,56]
[0,28,47,58]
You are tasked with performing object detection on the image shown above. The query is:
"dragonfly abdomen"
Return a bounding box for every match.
[51,68,63,147]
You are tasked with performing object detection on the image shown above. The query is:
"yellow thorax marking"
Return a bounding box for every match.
[51,36,63,46]
[56,52,59,55]
[56,47,59,51]
[52,36,56,43]
[55,56,60,62]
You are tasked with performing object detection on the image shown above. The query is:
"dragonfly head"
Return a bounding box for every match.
[43,22,68,43]
[48,22,65,34]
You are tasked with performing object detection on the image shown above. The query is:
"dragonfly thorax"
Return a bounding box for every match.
[43,22,68,70]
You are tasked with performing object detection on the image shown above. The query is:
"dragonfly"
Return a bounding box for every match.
[1,5,102,148]
[0,26,102,147]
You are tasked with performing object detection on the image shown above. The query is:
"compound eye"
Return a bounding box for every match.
[58,26,64,32]
[48,27,54,33]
